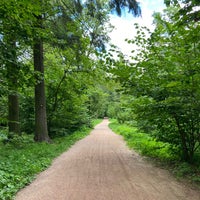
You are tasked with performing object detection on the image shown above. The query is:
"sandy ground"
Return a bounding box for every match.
[15,119,200,200]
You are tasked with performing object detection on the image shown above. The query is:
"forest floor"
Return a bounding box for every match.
[15,119,200,200]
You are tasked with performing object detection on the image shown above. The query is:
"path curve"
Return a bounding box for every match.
[15,119,200,200]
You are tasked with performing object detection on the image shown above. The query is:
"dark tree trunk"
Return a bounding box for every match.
[8,94,20,135]
[7,41,20,136]
[173,114,192,162]
[33,38,50,142]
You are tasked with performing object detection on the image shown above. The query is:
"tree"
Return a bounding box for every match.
[33,10,50,142]
[32,0,137,142]
[110,7,200,162]
[0,0,28,136]
[165,0,200,22]
[0,0,142,142]
[0,0,47,140]
[7,41,20,136]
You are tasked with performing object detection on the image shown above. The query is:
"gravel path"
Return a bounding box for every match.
[15,119,200,200]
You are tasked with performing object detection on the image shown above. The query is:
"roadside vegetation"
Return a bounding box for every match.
[104,1,200,166]
[109,120,200,187]
[0,119,102,200]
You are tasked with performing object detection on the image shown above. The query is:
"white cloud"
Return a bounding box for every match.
[108,0,166,56]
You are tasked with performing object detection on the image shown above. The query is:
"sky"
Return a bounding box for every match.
[108,0,166,56]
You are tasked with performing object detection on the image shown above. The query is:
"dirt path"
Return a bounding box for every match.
[15,119,200,200]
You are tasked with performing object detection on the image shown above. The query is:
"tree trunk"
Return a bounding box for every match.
[8,93,20,135]
[173,114,192,162]
[7,41,20,136]
[33,38,50,142]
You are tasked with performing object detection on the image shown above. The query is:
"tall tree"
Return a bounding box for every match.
[110,6,200,162]
[1,0,141,142]
[33,0,141,142]
[7,40,20,136]
[0,1,21,136]
[33,0,51,142]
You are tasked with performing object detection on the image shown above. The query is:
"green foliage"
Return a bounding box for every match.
[0,129,8,142]
[0,96,7,128]
[109,120,176,161]
[115,94,135,125]
[0,122,99,200]
[44,49,106,137]
[87,86,110,118]
[172,161,200,184]
[109,6,200,163]
[20,95,35,134]
[0,0,112,140]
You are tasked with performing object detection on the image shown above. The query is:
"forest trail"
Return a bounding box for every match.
[15,119,200,200]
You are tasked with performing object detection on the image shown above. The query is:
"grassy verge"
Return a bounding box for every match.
[109,119,200,187]
[0,119,102,200]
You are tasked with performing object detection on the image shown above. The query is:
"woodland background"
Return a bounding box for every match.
[0,0,200,199]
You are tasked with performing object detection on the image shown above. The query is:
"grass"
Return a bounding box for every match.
[109,119,200,187]
[0,119,102,200]
[109,119,176,161]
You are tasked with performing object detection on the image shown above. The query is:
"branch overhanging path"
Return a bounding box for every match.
[15,119,200,200]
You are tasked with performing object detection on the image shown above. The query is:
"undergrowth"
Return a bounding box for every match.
[109,119,200,187]
[0,119,102,200]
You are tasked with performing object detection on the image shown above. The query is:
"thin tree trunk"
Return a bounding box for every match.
[173,114,191,162]
[7,41,20,136]
[8,93,20,135]
[33,38,50,142]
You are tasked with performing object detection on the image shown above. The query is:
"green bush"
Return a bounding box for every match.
[0,129,8,142]
[109,120,177,161]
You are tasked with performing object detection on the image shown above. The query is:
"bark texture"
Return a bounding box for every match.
[7,41,20,135]
[8,94,20,134]
[33,38,50,142]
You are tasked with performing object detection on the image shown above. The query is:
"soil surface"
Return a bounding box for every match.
[15,119,200,200]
